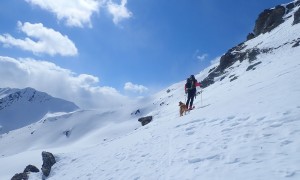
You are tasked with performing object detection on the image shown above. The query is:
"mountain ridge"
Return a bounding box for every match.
[0,87,79,134]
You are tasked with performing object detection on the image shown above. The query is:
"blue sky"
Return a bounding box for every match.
[0,0,292,107]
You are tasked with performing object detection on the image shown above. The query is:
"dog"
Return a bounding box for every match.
[179,101,189,116]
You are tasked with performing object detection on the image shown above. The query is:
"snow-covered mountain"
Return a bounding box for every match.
[0,87,79,134]
[1,1,300,180]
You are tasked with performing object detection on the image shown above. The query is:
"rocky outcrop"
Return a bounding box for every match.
[293,6,300,25]
[11,165,39,180]
[200,1,300,89]
[11,173,28,180]
[138,116,153,126]
[253,5,285,36]
[200,42,265,88]
[42,151,56,177]
[247,33,255,40]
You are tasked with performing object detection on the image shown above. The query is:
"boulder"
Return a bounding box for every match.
[41,151,56,177]
[11,173,28,180]
[23,165,39,173]
[138,116,153,126]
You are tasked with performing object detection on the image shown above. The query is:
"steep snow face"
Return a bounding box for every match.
[0,87,79,134]
[1,2,300,180]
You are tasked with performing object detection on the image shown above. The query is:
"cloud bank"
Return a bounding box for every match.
[0,22,78,56]
[0,56,128,109]
[25,0,132,27]
[124,82,148,94]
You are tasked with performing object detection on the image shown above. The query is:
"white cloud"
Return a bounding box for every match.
[25,0,102,28]
[197,53,208,61]
[25,0,132,27]
[0,56,128,109]
[107,0,132,25]
[0,22,78,56]
[193,50,208,62]
[124,82,148,94]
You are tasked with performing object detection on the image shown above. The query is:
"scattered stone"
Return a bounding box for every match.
[246,62,262,71]
[230,76,238,82]
[11,173,28,180]
[41,151,56,177]
[63,130,71,137]
[292,40,300,47]
[138,116,153,126]
[24,165,39,173]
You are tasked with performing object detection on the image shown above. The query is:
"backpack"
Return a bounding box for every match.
[185,78,195,89]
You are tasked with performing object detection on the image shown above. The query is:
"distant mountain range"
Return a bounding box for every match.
[0,87,79,134]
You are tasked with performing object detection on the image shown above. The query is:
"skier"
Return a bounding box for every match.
[185,75,201,110]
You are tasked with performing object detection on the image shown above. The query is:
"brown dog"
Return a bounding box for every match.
[179,101,189,116]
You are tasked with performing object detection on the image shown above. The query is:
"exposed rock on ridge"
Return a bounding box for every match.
[200,1,300,88]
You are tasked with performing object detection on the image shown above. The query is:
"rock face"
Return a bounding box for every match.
[253,5,285,36]
[41,151,56,177]
[138,116,153,126]
[200,1,300,88]
[200,43,264,88]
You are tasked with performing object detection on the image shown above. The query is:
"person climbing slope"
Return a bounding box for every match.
[185,75,201,110]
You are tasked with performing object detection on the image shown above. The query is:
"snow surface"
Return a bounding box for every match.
[0,87,79,134]
[1,2,300,180]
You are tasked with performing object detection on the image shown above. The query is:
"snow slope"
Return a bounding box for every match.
[0,87,79,134]
[1,1,300,180]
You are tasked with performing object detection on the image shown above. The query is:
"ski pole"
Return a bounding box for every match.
[201,88,203,106]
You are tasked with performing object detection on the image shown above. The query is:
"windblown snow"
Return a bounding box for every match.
[1,2,300,180]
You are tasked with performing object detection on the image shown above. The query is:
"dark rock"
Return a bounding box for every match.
[208,67,217,73]
[138,116,153,126]
[293,7,300,25]
[166,89,171,93]
[292,40,300,47]
[246,62,262,71]
[248,48,260,62]
[220,76,226,81]
[230,76,238,82]
[11,173,28,180]
[247,33,255,40]
[23,165,39,173]
[41,151,56,177]
[286,2,295,11]
[63,130,71,137]
[253,5,285,36]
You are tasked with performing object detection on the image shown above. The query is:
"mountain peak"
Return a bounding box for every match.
[0,87,79,134]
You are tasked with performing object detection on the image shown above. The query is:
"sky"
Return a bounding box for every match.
[0,0,293,108]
